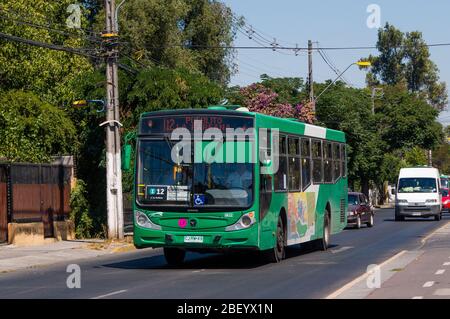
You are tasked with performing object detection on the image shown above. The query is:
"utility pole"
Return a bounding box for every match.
[103,0,124,239]
[371,87,383,115]
[308,40,314,113]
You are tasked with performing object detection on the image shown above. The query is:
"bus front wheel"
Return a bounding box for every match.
[264,214,286,263]
[164,247,186,266]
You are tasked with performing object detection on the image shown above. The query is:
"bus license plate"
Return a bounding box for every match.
[412,212,421,216]
[184,236,203,243]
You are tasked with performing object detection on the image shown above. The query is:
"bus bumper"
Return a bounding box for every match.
[134,224,259,250]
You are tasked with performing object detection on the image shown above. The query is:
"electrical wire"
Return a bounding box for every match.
[0,31,101,59]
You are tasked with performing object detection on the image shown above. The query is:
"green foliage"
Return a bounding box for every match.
[433,142,450,174]
[0,0,93,106]
[98,0,237,85]
[127,67,224,125]
[365,23,447,110]
[376,85,443,151]
[70,179,94,238]
[0,90,76,162]
[404,147,428,166]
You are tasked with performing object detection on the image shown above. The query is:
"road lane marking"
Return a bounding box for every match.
[412,296,423,299]
[443,262,450,266]
[423,281,434,288]
[91,289,128,299]
[433,288,450,296]
[325,250,407,299]
[435,269,445,275]
[330,246,353,254]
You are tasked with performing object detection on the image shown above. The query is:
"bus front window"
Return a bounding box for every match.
[193,163,253,208]
[136,140,253,209]
[137,140,192,206]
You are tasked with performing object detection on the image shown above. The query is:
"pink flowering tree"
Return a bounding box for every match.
[239,83,315,124]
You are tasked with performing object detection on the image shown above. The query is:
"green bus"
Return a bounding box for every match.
[440,174,449,189]
[123,106,348,265]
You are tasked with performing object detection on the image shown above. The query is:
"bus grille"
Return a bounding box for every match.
[340,198,345,223]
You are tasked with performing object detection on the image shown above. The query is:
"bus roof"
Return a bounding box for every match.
[140,107,346,143]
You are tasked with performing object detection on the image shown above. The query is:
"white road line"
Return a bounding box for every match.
[433,288,450,296]
[443,262,450,266]
[91,289,128,299]
[435,269,445,275]
[412,296,423,299]
[423,281,435,288]
[330,246,353,254]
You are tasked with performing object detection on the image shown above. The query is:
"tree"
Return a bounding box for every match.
[365,23,448,110]
[433,142,450,174]
[0,90,76,162]
[127,66,224,126]
[404,146,428,166]
[376,85,443,151]
[100,0,237,85]
[236,79,314,123]
[0,0,93,106]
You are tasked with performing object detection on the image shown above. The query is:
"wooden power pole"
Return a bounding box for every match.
[103,0,124,239]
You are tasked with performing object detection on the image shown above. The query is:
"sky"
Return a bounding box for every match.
[222,0,450,126]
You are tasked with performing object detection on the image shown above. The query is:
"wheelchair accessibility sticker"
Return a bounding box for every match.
[194,194,206,206]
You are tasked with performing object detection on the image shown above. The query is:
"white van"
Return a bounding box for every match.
[394,167,442,221]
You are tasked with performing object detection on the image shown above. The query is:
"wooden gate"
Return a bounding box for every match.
[8,163,71,237]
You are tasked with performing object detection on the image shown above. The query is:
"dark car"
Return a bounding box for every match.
[347,192,374,229]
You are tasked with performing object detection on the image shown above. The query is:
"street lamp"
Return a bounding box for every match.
[73,99,105,113]
[314,61,372,103]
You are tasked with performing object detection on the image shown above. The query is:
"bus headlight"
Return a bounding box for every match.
[135,211,161,230]
[225,212,256,231]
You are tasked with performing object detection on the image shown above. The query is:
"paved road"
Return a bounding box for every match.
[0,208,448,299]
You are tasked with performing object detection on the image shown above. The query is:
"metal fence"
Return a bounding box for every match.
[0,162,72,241]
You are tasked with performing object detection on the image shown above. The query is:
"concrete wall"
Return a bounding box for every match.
[8,221,75,246]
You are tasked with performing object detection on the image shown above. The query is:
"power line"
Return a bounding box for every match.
[0,11,102,44]
[0,6,99,38]
[317,48,350,86]
[0,31,101,59]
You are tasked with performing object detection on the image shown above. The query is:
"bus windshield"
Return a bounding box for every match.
[136,140,253,209]
[398,178,437,193]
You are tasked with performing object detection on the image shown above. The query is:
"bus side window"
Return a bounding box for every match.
[312,139,323,184]
[274,135,288,191]
[301,138,311,191]
[288,137,300,191]
[340,144,347,177]
[324,142,333,183]
[332,143,340,181]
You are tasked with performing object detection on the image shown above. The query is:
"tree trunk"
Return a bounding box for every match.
[361,178,370,198]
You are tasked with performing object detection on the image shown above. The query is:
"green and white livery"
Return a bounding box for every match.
[123,106,348,265]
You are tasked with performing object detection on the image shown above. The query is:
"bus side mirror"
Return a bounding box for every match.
[122,144,132,171]
[391,188,396,195]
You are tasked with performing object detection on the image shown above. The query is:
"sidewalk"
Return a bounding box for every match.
[327,218,450,299]
[367,220,450,299]
[0,239,136,273]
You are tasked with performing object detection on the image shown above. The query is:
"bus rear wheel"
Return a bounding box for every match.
[164,247,186,266]
[315,212,330,251]
[265,215,285,263]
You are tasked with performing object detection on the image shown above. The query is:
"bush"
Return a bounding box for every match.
[70,179,93,238]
